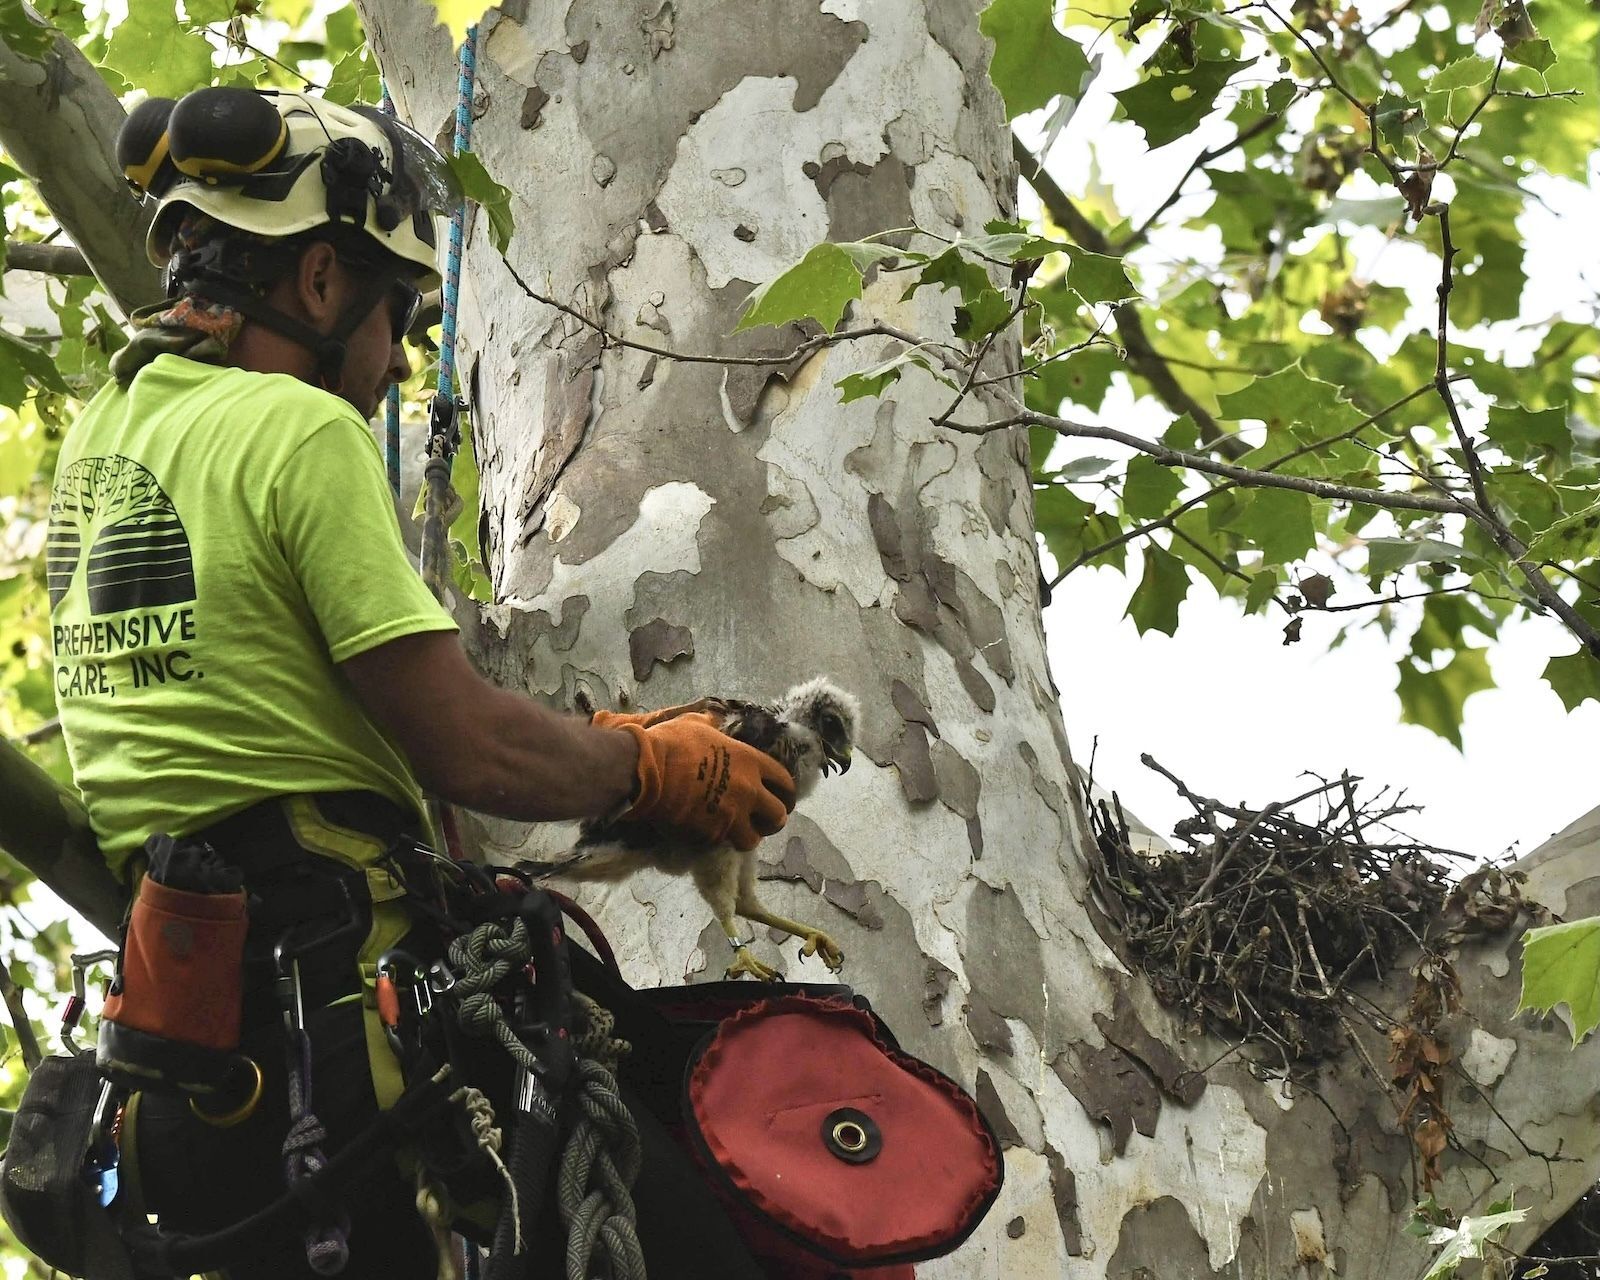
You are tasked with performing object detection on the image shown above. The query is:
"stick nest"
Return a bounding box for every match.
[1084,755,1539,1069]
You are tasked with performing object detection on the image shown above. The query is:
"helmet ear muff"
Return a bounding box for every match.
[117,97,181,198]
[167,88,288,185]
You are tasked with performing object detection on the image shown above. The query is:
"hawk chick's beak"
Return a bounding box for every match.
[821,742,852,776]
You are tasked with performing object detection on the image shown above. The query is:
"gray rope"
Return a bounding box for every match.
[557,1057,645,1280]
[447,918,645,1280]
[447,917,537,1069]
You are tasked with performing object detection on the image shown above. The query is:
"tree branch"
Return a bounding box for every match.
[0,9,160,317]
[1012,133,1250,460]
[4,240,94,278]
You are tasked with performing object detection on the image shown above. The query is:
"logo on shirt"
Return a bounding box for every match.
[48,455,196,613]
[48,455,203,699]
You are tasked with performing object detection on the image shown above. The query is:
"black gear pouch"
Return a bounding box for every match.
[0,1052,134,1279]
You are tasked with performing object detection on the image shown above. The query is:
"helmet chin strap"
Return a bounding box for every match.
[178,263,399,393]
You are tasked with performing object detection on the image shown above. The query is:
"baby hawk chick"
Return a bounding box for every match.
[564,677,859,981]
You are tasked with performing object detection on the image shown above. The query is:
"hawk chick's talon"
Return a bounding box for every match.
[725,948,782,982]
[797,932,844,972]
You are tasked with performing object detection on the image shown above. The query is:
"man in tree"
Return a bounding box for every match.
[47,87,795,1280]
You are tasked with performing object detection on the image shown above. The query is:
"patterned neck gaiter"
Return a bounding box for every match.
[110,213,280,386]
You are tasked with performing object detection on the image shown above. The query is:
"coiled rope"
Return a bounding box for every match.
[446,920,646,1279]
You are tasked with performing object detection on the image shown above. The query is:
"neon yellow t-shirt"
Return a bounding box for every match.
[47,354,457,876]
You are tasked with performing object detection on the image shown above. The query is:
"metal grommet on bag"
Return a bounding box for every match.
[822,1107,881,1164]
[189,1056,264,1129]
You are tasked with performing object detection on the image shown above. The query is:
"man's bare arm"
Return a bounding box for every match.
[340,631,638,822]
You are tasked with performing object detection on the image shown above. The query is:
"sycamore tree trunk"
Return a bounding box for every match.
[8,0,1594,1273]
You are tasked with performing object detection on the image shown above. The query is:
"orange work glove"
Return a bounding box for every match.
[613,712,796,851]
[591,707,685,731]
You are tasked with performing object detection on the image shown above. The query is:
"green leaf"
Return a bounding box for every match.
[907,248,996,308]
[0,0,56,59]
[1430,55,1497,92]
[104,0,216,97]
[1114,59,1245,150]
[1122,456,1183,519]
[1216,362,1361,432]
[1066,250,1137,304]
[0,328,70,409]
[837,240,915,272]
[1227,488,1317,564]
[1518,917,1600,1043]
[426,0,492,45]
[835,349,939,403]
[978,0,1092,118]
[1505,37,1556,73]
[444,150,514,254]
[1366,537,1474,578]
[953,288,1013,342]
[739,243,862,333]
[1524,499,1600,565]
[324,45,380,107]
[1543,649,1600,712]
[1126,543,1190,636]
[1396,649,1494,749]
[1484,401,1570,460]
[1244,569,1279,615]
[1422,1203,1528,1279]
[1375,93,1425,149]
[1035,486,1125,572]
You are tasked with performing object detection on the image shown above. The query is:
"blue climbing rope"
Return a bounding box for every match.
[438,25,476,405]
[418,24,478,595]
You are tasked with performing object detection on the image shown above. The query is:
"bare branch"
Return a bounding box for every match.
[4,241,95,278]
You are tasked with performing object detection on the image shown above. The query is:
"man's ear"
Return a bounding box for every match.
[293,241,341,328]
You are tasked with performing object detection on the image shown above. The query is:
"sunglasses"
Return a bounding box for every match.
[386,279,423,345]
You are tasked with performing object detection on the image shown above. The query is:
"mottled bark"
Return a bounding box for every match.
[336,1,1600,1272]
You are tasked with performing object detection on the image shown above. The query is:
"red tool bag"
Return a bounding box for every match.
[547,892,1004,1280]
[683,995,1002,1277]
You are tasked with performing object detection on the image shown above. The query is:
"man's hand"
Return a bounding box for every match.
[616,713,796,851]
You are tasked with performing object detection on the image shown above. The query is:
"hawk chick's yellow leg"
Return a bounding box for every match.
[719,914,781,982]
[737,900,845,973]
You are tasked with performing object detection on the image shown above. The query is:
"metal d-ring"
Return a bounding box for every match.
[190,1057,264,1129]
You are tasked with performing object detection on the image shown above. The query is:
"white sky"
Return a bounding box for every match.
[1029,15,1600,859]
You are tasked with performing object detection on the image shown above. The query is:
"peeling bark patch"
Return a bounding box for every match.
[1044,1145,1084,1255]
[822,878,886,930]
[868,492,912,581]
[628,617,693,682]
[760,834,824,894]
[642,0,675,56]
[930,739,981,820]
[974,1070,1023,1149]
[922,957,954,1026]
[891,722,938,804]
[967,815,984,860]
[810,153,874,198]
[1005,1216,1026,1239]
[520,85,549,128]
[1093,989,1207,1105]
[1290,1208,1328,1267]
[1106,1197,1223,1279]
[955,658,996,713]
[965,995,1014,1056]
[890,678,939,737]
[569,38,588,63]
[964,883,1047,1035]
[513,355,594,548]
[1055,1043,1161,1155]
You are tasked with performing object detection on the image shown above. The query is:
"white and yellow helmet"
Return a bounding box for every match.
[121,88,453,291]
